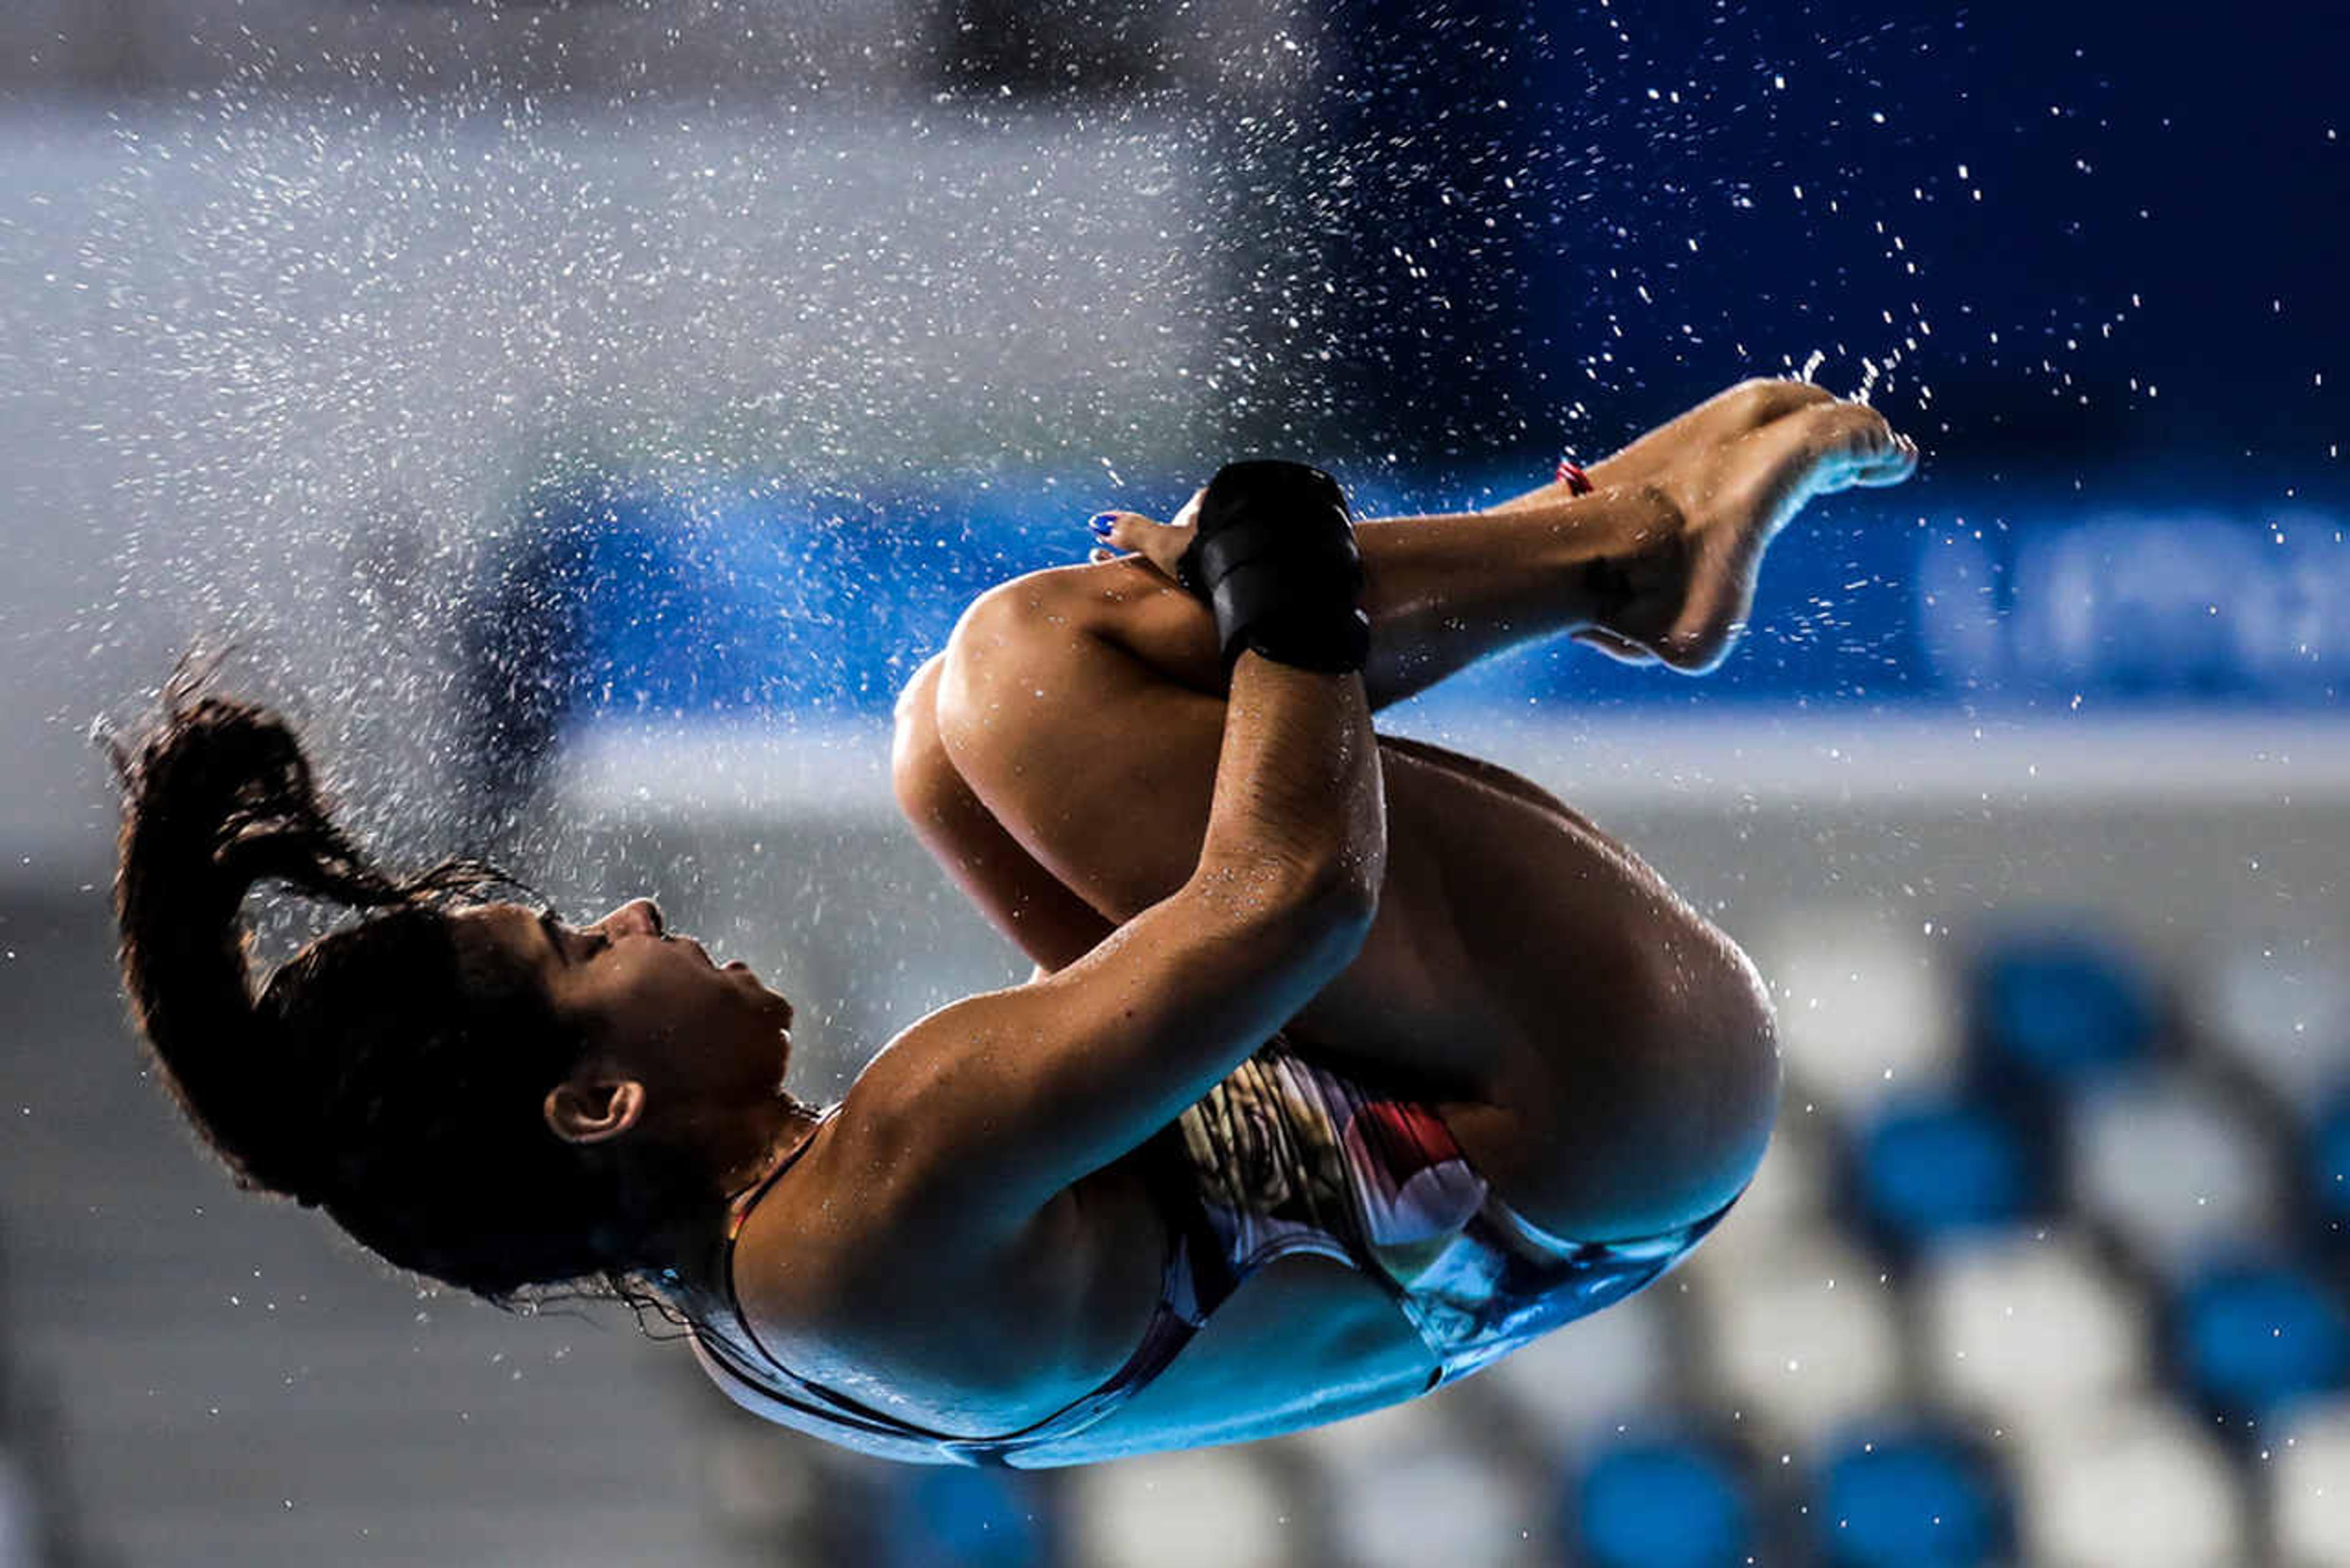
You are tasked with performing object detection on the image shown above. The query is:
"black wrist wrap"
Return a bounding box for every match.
[1173,460,1371,675]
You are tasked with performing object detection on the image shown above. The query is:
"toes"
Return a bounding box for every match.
[1854,431,1920,487]
[1842,430,1917,484]
[1802,404,1920,489]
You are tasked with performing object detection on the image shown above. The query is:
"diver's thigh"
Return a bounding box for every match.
[938,568,1776,1198]
[1319,746,1780,1242]
[937,572,1507,1088]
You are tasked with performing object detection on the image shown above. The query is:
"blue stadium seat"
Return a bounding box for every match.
[2307,1088,2350,1238]
[1570,1436,1758,1568]
[878,1466,1053,1568]
[1816,1425,2012,1568]
[1850,1095,2047,1250]
[1971,930,2159,1092]
[2169,1256,2350,1429]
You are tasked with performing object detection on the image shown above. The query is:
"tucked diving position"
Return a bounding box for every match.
[111,379,1916,1466]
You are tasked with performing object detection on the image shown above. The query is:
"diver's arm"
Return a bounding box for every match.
[861,651,1386,1232]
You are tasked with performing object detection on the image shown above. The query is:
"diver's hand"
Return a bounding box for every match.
[1085,487,1204,581]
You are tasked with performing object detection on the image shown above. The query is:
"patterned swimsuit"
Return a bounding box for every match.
[683,1032,1740,1467]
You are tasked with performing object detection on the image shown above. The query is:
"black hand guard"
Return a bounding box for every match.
[1173,460,1371,676]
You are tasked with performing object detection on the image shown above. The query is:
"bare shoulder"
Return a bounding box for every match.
[744,989,1066,1275]
[725,1073,1012,1329]
[819,987,1058,1221]
[728,1045,1143,1421]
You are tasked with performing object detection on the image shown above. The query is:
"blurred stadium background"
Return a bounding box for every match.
[1,1,2345,1564]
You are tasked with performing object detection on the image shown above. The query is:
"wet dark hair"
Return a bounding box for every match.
[108,668,712,1334]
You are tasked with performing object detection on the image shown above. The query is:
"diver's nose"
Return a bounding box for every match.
[608,897,666,938]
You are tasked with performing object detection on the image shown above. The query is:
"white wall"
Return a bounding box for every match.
[0,100,1226,886]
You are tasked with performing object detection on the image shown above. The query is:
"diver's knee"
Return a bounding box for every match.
[893,649,948,732]
[946,570,1092,676]
[936,581,1037,718]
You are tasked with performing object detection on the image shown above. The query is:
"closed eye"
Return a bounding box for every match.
[537,907,567,965]
[537,909,611,965]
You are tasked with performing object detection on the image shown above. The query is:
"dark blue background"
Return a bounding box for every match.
[493,3,2348,735]
[1316,0,2348,479]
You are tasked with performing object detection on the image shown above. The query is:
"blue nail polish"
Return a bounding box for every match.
[1090,514,1116,536]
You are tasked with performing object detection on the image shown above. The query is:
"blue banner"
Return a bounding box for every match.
[500,471,2346,730]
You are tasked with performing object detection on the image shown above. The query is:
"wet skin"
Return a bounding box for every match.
[446,383,1912,1463]
[453,899,813,1206]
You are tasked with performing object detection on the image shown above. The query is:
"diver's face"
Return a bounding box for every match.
[467,897,796,1108]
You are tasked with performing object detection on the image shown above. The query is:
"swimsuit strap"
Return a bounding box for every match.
[709,1118,1212,1465]
[721,1104,840,1247]
[936,1126,1226,1463]
[941,1226,1209,1465]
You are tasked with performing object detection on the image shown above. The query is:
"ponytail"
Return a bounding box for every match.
[116,675,401,1199]
[106,669,695,1325]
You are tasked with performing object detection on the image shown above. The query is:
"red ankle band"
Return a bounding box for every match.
[1555,459,1594,495]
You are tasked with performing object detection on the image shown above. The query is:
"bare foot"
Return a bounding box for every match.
[1594,399,1918,674]
[1087,378,1841,572]
[1492,378,1840,513]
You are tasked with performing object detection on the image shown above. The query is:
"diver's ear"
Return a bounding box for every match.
[542,1076,646,1145]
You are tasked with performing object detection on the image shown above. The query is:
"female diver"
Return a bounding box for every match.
[111,378,1916,1468]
